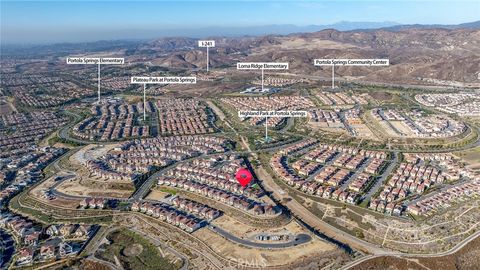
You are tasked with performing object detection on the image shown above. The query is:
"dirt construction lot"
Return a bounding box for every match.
[193,226,340,268]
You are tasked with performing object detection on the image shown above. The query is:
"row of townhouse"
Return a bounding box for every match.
[279,139,318,156]
[365,158,385,174]
[158,177,275,216]
[72,101,153,141]
[407,179,480,216]
[406,153,473,180]
[118,145,194,160]
[348,173,372,192]
[372,108,405,121]
[408,115,465,138]
[317,143,388,160]
[125,135,230,154]
[309,109,343,127]
[102,76,130,91]
[270,154,302,186]
[166,165,263,198]
[157,99,214,135]
[371,162,448,215]
[171,197,222,220]
[0,213,82,266]
[131,201,203,232]
[249,116,283,127]
[73,117,149,141]
[344,108,363,125]
[85,160,136,182]
[106,158,153,174]
[291,159,322,177]
[303,148,337,163]
[16,241,76,266]
[85,137,231,183]
[12,91,71,108]
[221,96,315,113]
[0,72,62,86]
[369,199,404,216]
[333,153,366,170]
[414,93,480,117]
[93,102,154,117]
[0,147,65,203]
[221,96,315,128]
[270,155,361,205]
[314,166,351,187]
[79,197,107,209]
[316,92,364,106]
[45,224,92,239]
[0,114,66,156]
[251,76,308,87]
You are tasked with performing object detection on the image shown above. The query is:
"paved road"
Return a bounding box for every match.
[376,108,405,136]
[257,165,392,255]
[129,151,233,202]
[208,225,311,249]
[341,230,480,270]
[305,152,340,182]
[363,151,399,202]
[280,117,294,133]
[58,110,116,145]
[339,110,356,136]
[339,157,372,191]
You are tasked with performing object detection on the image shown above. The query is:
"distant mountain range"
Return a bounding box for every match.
[171,21,402,37]
[135,25,480,87]
[381,20,480,31]
[2,20,479,49]
[2,20,480,88]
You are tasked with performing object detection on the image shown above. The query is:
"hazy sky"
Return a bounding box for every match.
[1,0,479,44]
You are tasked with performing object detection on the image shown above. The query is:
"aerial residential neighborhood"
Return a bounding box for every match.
[1,1,480,270]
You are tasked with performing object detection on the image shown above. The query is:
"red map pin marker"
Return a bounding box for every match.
[235,168,253,187]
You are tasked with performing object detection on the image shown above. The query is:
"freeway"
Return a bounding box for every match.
[208,225,312,249]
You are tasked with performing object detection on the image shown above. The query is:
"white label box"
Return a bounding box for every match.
[314,59,389,66]
[131,77,196,84]
[238,110,307,118]
[66,57,124,65]
[198,40,215,47]
[237,62,289,70]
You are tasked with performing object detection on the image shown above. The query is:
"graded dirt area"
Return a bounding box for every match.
[193,227,340,268]
[455,147,480,171]
[56,178,133,198]
[390,121,416,136]
[145,189,172,201]
[30,175,81,208]
[212,215,304,241]
[369,92,393,101]
[0,97,15,115]
[351,235,480,270]
[60,143,135,198]
[351,124,376,139]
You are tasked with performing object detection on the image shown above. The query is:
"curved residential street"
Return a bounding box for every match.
[208,225,312,249]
